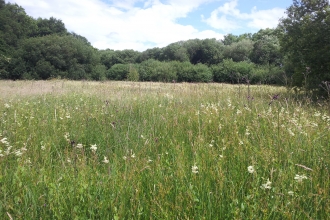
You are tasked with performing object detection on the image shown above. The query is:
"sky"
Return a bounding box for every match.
[7,0,292,51]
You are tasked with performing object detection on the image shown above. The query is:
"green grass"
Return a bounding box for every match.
[0,80,329,219]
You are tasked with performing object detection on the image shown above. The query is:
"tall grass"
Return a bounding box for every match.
[0,80,329,219]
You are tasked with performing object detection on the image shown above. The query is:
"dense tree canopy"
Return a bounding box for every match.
[278,0,330,90]
[1,0,329,92]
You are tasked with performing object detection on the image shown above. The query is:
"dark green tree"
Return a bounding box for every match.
[32,17,67,37]
[0,2,36,55]
[278,0,330,90]
[12,34,99,79]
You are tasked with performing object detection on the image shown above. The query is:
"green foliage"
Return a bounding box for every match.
[0,2,36,55]
[136,47,163,63]
[127,65,140,81]
[161,42,189,62]
[100,49,140,69]
[138,59,177,82]
[223,39,254,62]
[107,63,129,80]
[10,34,100,80]
[278,0,330,91]
[31,17,67,37]
[250,35,282,65]
[91,64,107,81]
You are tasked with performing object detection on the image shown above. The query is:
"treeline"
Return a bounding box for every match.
[1,0,329,91]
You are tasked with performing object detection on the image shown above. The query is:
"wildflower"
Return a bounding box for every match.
[5,146,12,155]
[314,111,321,117]
[247,166,255,174]
[288,191,294,196]
[239,140,243,145]
[41,145,46,150]
[90,144,97,153]
[245,128,250,136]
[14,150,23,157]
[288,128,295,136]
[67,158,71,163]
[294,174,308,182]
[192,164,199,174]
[0,138,9,146]
[261,179,272,189]
[76,143,83,149]
[4,103,10,108]
[26,158,32,164]
[103,156,109,164]
[123,156,127,160]
[64,133,70,142]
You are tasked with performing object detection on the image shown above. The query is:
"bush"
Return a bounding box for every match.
[107,64,129,80]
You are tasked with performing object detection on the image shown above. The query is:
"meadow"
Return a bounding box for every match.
[0,80,329,219]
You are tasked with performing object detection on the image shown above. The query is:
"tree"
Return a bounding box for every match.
[32,17,67,37]
[250,35,282,66]
[0,2,36,55]
[11,34,100,79]
[223,39,254,62]
[278,0,330,90]
[161,42,189,62]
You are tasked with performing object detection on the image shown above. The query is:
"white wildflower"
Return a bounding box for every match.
[192,164,199,174]
[67,158,71,163]
[14,150,23,157]
[123,156,127,160]
[314,111,321,117]
[239,140,243,145]
[310,122,318,127]
[261,179,272,189]
[0,138,9,146]
[5,146,12,155]
[64,132,70,142]
[4,103,10,108]
[76,143,83,149]
[247,166,255,174]
[103,156,109,164]
[41,145,46,150]
[288,128,295,136]
[90,144,97,153]
[288,191,294,196]
[294,174,308,182]
[245,128,250,136]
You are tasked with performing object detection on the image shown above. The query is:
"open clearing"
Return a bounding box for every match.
[0,80,329,219]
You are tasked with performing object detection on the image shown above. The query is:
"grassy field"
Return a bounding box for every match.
[0,80,329,219]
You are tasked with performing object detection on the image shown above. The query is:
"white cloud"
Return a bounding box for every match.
[203,0,285,32]
[8,0,223,51]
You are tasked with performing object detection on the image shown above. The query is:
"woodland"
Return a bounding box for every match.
[1,0,330,93]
